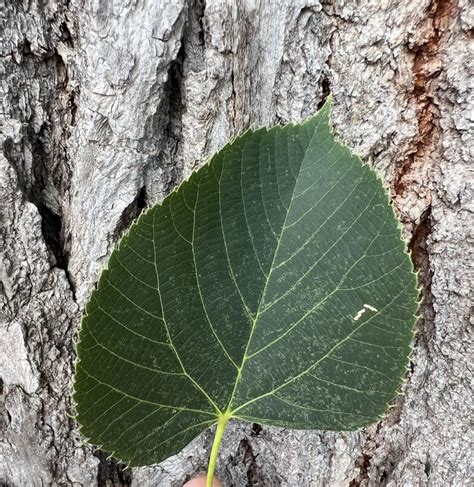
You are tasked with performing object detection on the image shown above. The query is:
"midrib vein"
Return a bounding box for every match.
[226,118,324,414]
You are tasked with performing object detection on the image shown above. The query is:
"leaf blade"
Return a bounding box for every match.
[73,100,418,466]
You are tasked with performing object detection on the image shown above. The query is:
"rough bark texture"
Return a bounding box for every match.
[1,0,472,485]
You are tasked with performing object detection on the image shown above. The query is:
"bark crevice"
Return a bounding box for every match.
[394,0,457,197]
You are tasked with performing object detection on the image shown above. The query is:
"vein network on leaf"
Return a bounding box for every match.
[72,97,418,484]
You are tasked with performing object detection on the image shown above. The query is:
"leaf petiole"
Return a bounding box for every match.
[207,412,231,487]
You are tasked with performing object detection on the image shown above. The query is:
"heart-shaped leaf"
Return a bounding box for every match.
[73,100,418,474]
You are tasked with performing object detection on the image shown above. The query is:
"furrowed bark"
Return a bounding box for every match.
[1,0,471,485]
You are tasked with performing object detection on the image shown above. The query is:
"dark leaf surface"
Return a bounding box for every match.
[73,101,418,466]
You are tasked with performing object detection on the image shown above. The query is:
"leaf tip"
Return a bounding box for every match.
[318,94,333,123]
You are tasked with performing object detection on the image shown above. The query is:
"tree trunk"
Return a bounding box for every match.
[1,0,471,485]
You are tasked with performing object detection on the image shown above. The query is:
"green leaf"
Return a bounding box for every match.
[73,99,418,471]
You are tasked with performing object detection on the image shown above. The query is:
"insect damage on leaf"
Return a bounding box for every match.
[353,304,378,321]
[72,98,419,479]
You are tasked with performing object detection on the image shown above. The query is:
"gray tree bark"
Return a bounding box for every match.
[1,0,472,486]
